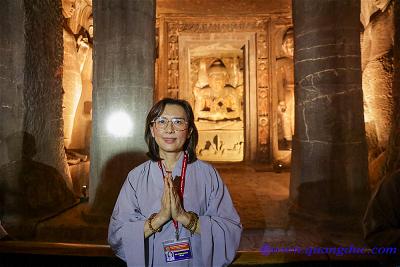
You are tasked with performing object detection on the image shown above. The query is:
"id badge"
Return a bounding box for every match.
[163,238,192,263]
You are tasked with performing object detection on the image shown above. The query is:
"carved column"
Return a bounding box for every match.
[23,0,72,187]
[89,0,155,220]
[257,33,270,161]
[290,0,368,216]
[0,0,25,155]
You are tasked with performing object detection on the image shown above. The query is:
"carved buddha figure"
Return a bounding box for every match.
[276,29,294,149]
[194,60,241,121]
[62,0,93,152]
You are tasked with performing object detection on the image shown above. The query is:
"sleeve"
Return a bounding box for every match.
[199,167,242,267]
[108,170,148,267]
[363,171,400,248]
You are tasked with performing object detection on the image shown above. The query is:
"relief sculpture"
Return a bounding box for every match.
[62,0,93,158]
[276,28,294,151]
[192,57,244,161]
[360,0,394,187]
[161,18,272,162]
[193,59,242,121]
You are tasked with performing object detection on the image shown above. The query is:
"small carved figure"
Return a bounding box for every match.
[168,62,179,89]
[168,35,178,60]
[276,29,294,150]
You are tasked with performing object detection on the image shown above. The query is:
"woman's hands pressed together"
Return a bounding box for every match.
[160,173,191,227]
[144,174,173,238]
[145,172,200,238]
[166,174,200,234]
[167,174,192,226]
[158,173,172,223]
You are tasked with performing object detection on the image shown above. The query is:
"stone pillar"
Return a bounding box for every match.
[1,1,77,237]
[88,0,155,220]
[290,0,369,216]
[0,0,25,147]
[23,0,72,187]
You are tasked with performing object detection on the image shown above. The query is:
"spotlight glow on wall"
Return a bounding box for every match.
[106,111,133,137]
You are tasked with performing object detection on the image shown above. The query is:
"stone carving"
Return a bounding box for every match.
[258,116,269,155]
[62,0,93,157]
[168,34,179,60]
[195,58,209,88]
[62,0,80,149]
[168,89,179,99]
[168,61,179,89]
[361,0,394,149]
[197,132,244,162]
[361,0,394,187]
[258,88,269,116]
[167,32,179,97]
[191,56,244,162]
[174,21,268,33]
[162,18,271,161]
[225,57,243,88]
[276,28,294,150]
[257,33,268,59]
[257,59,269,88]
[256,32,271,160]
[193,59,242,121]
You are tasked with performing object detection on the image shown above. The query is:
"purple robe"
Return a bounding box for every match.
[108,153,242,267]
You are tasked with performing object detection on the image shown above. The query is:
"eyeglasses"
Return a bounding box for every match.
[151,117,188,131]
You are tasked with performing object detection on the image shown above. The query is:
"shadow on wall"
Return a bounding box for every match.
[87,151,148,221]
[0,132,77,239]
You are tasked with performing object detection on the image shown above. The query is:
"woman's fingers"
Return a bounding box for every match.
[166,173,173,188]
[170,182,182,208]
[159,180,171,222]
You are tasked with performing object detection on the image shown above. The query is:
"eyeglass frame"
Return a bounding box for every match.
[151,116,189,131]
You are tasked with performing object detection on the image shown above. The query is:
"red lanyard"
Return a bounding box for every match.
[157,152,188,238]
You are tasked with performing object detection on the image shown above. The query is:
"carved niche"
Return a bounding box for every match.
[157,17,271,162]
[192,57,244,162]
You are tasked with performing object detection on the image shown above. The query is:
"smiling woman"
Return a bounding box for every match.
[108,98,242,267]
[145,99,198,167]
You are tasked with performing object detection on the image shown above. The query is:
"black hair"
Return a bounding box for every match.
[145,98,198,163]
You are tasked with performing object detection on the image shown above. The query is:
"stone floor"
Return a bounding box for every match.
[218,164,290,230]
[218,165,368,251]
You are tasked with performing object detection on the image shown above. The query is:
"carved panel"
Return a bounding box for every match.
[197,130,244,162]
[258,116,269,156]
[160,17,271,162]
[256,32,270,161]
[191,56,244,162]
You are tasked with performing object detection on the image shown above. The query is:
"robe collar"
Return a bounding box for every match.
[150,151,186,187]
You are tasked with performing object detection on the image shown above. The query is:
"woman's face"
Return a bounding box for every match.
[151,104,190,155]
